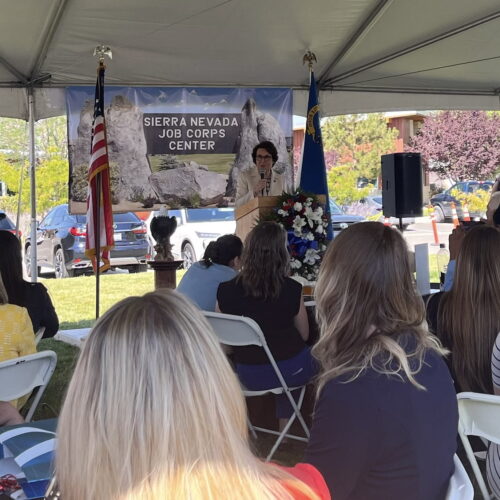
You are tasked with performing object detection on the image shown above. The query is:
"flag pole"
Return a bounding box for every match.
[94,60,103,319]
[95,169,101,319]
[90,46,112,319]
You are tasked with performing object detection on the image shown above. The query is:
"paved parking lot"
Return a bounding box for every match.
[402,220,454,253]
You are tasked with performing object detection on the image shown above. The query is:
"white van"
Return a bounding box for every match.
[147,208,236,268]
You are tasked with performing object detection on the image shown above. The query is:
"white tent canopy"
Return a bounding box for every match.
[1,0,500,120]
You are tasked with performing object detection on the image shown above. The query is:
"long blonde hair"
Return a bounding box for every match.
[438,224,500,393]
[56,290,317,500]
[313,222,445,394]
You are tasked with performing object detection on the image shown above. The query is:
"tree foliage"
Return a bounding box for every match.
[322,113,399,180]
[327,165,372,206]
[0,116,68,215]
[450,188,491,215]
[407,110,500,181]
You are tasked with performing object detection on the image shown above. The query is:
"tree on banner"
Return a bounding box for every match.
[298,62,333,240]
[85,61,114,276]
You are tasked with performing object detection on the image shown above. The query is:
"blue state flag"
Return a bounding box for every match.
[299,72,333,239]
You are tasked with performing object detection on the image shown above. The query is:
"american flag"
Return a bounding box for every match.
[85,63,114,272]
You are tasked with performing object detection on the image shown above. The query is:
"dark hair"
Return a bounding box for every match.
[237,221,289,300]
[494,205,500,227]
[251,141,278,165]
[202,234,243,268]
[438,224,500,393]
[0,230,25,305]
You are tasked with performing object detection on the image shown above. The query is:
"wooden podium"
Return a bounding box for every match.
[235,196,280,241]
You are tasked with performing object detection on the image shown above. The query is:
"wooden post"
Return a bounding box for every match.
[148,260,184,289]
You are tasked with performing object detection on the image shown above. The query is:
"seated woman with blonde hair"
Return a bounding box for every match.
[47,290,329,500]
[305,222,457,500]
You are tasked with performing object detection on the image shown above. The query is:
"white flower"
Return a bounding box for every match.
[316,225,324,234]
[290,258,302,269]
[315,206,323,217]
[305,231,315,241]
[277,209,288,216]
[293,202,303,212]
[292,215,306,235]
[321,244,327,251]
[303,248,321,265]
[306,197,313,203]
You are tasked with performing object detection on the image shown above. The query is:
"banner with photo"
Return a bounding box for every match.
[66,87,293,213]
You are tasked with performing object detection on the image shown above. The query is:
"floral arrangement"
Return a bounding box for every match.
[266,191,330,283]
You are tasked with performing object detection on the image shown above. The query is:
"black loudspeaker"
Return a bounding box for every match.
[381,152,423,218]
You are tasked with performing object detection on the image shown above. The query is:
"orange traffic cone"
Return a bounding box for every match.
[450,202,460,227]
[430,206,440,244]
[462,203,471,222]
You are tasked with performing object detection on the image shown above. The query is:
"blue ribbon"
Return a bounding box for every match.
[287,230,319,258]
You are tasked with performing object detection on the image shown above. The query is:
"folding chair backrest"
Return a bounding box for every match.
[458,392,500,445]
[0,351,57,422]
[35,327,45,345]
[203,311,265,348]
[445,455,474,500]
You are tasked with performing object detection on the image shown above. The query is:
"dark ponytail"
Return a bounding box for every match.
[202,234,243,268]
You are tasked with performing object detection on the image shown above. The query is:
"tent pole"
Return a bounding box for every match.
[28,87,37,283]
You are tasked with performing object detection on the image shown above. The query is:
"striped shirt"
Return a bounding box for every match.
[487,332,500,497]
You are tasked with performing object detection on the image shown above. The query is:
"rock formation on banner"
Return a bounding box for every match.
[70,95,155,206]
[149,159,227,207]
[227,98,292,197]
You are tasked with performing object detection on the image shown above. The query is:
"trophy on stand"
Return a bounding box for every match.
[148,214,184,289]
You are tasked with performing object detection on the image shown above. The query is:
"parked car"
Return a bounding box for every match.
[147,202,362,268]
[0,211,21,237]
[430,180,493,222]
[147,207,236,269]
[329,199,365,236]
[359,195,415,230]
[24,204,150,278]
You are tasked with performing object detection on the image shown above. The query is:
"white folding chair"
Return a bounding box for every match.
[35,326,45,345]
[0,351,57,422]
[203,311,310,461]
[445,454,474,500]
[457,392,500,499]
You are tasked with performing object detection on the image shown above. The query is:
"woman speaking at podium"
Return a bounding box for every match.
[235,141,285,207]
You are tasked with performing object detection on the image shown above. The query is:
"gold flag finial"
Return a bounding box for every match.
[93,45,113,66]
[302,51,317,72]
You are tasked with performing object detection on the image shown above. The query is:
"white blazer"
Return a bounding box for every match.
[235,165,285,208]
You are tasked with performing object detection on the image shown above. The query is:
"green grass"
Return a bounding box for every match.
[33,339,80,420]
[41,270,185,330]
[31,270,185,419]
[428,256,440,283]
[149,153,235,175]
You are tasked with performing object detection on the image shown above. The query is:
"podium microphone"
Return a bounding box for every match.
[259,168,265,196]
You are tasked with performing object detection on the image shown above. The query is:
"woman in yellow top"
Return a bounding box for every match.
[0,274,36,409]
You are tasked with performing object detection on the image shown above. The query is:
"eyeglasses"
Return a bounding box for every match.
[256,155,272,161]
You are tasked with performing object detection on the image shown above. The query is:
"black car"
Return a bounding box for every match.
[329,199,365,236]
[430,181,493,222]
[25,204,150,278]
